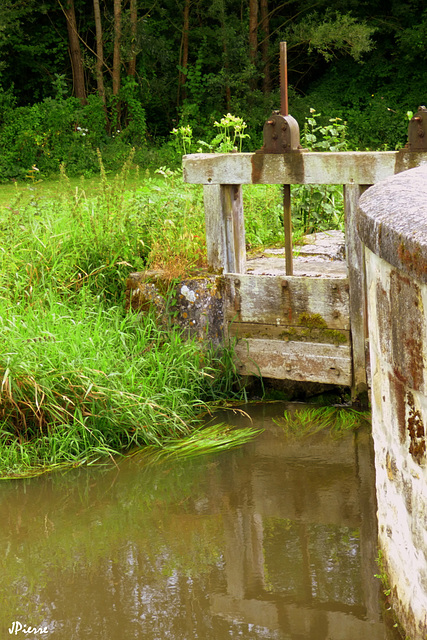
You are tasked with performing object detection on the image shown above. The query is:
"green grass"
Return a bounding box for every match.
[274,406,370,438]
[0,156,262,478]
[0,296,258,477]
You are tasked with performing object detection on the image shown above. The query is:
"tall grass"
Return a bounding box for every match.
[0,157,257,478]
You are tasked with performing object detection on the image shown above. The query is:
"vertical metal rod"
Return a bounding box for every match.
[280,41,292,274]
[283,184,293,275]
[280,41,288,116]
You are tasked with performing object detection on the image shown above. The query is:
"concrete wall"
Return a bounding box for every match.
[358,166,427,640]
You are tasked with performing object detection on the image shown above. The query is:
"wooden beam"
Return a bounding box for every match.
[233,338,352,385]
[183,151,427,185]
[228,322,350,345]
[203,184,227,272]
[202,184,246,273]
[224,274,350,329]
[222,184,246,274]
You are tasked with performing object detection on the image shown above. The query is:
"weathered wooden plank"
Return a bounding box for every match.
[233,339,352,385]
[182,151,427,185]
[223,274,350,329]
[344,183,369,404]
[222,184,246,274]
[228,321,350,345]
[202,184,246,273]
[203,184,226,272]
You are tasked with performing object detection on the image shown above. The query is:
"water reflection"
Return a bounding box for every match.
[0,403,400,639]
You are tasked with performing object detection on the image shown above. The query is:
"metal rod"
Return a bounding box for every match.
[283,184,293,275]
[280,41,292,274]
[280,41,288,116]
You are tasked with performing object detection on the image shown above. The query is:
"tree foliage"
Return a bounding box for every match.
[0,0,425,178]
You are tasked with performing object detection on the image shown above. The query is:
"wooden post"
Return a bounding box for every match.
[202,184,246,274]
[222,184,246,274]
[203,184,227,272]
[344,183,370,406]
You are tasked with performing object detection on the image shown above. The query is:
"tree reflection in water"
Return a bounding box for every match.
[0,403,401,639]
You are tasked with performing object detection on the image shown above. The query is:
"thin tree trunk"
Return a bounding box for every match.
[249,0,258,89]
[220,0,231,110]
[113,0,122,96]
[93,0,107,114]
[177,0,190,106]
[64,0,86,103]
[260,0,270,93]
[128,0,137,77]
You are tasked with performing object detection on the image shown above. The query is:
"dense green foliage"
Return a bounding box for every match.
[0,0,425,179]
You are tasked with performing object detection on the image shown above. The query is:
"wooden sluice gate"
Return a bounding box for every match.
[182,148,427,401]
[127,39,427,402]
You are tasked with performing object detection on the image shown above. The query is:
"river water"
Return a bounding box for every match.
[0,403,401,639]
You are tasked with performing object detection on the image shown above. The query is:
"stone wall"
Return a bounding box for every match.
[358,165,427,640]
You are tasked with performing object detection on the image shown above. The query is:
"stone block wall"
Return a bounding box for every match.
[358,166,427,640]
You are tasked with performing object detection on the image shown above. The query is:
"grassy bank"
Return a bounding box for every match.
[0,158,256,478]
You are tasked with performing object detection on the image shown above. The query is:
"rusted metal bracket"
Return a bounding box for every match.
[257,42,302,154]
[259,111,301,154]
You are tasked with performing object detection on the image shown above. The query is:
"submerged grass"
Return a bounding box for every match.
[274,405,370,438]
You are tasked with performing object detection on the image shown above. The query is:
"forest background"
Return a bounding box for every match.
[1,0,426,180]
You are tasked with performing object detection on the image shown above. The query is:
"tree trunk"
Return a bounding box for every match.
[93,0,107,113]
[260,0,270,93]
[177,0,190,105]
[248,0,258,89]
[220,0,231,111]
[64,0,86,103]
[113,0,122,96]
[128,0,137,77]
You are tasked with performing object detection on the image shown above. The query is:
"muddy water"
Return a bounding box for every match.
[0,403,400,640]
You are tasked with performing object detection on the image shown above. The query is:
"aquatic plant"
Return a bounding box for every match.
[274,405,370,437]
